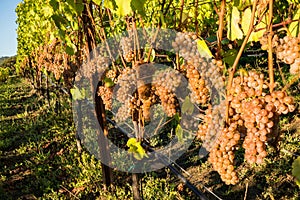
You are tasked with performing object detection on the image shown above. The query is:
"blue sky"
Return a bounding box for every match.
[0,0,21,57]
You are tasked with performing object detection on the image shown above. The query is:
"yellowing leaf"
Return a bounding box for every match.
[197,39,213,58]
[227,6,243,41]
[104,0,117,10]
[248,15,267,42]
[127,138,148,160]
[92,0,102,6]
[115,0,132,16]
[176,124,183,142]
[71,86,85,100]
[241,7,251,35]
[289,8,300,37]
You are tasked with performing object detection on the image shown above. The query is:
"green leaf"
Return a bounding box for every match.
[104,0,117,10]
[175,124,183,142]
[182,96,194,115]
[51,14,67,31]
[66,45,75,55]
[144,47,156,62]
[292,156,300,187]
[117,0,132,16]
[65,36,77,55]
[50,0,59,11]
[71,86,85,100]
[234,0,252,10]
[222,49,238,66]
[174,113,181,123]
[289,8,300,37]
[66,0,84,15]
[227,6,244,41]
[197,38,213,58]
[127,138,148,160]
[131,0,146,17]
[103,77,115,87]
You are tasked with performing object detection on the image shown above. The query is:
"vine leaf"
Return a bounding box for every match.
[131,0,146,17]
[222,49,238,66]
[175,124,183,142]
[197,39,213,58]
[116,0,132,16]
[70,86,85,100]
[49,0,59,11]
[292,156,300,187]
[127,138,148,160]
[227,6,243,41]
[234,0,252,10]
[241,7,268,42]
[67,0,84,15]
[241,7,251,35]
[66,45,75,55]
[103,77,115,87]
[250,15,267,42]
[104,0,132,16]
[92,0,102,6]
[289,8,300,37]
[182,96,194,115]
[104,0,117,10]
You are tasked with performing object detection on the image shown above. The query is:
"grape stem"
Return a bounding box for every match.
[225,0,258,123]
[178,0,185,30]
[195,0,199,36]
[254,19,299,32]
[267,0,275,93]
[216,0,226,60]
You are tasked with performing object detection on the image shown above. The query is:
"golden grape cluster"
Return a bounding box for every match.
[198,70,295,184]
[181,63,209,104]
[260,34,300,75]
[152,69,181,117]
[98,86,113,110]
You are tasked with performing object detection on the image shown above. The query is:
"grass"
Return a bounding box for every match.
[0,75,299,199]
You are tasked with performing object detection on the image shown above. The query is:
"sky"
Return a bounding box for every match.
[0,0,21,57]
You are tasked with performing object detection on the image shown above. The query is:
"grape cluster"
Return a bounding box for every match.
[241,98,274,164]
[138,85,157,121]
[172,32,224,94]
[208,124,240,185]
[106,69,117,80]
[196,105,212,141]
[120,31,135,62]
[197,69,295,185]
[114,68,138,121]
[172,32,198,61]
[181,63,209,104]
[259,32,278,51]
[114,67,158,122]
[274,35,300,75]
[98,86,113,110]
[128,90,157,122]
[152,69,181,117]
[260,34,300,75]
